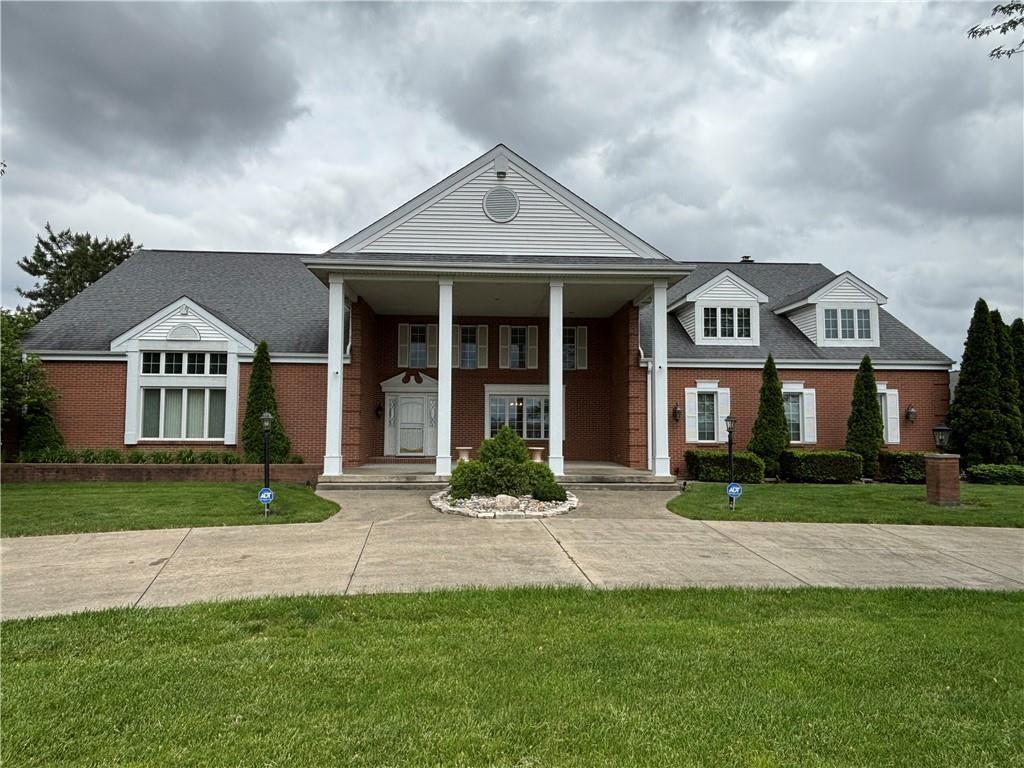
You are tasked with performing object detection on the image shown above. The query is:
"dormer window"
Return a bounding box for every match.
[670,269,768,347]
[820,304,877,346]
[701,307,753,340]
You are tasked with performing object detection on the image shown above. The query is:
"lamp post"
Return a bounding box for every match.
[261,411,272,512]
[724,414,737,510]
[926,424,959,507]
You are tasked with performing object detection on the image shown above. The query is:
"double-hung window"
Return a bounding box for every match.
[783,392,803,442]
[508,326,528,369]
[781,383,816,444]
[562,327,577,370]
[139,351,229,440]
[824,306,874,343]
[840,309,855,339]
[409,325,428,368]
[824,309,839,339]
[736,308,751,338]
[857,309,872,339]
[703,308,718,338]
[460,326,478,368]
[684,382,731,443]
[697,392,717,442]
[700,307,753,341]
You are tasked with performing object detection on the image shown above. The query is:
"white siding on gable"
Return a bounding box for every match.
[700,275,759,302]
[361,163,638,258]
[817,276,877,303]
[789,305,817,343]
[677,305,696,342]
[139,311,230,343]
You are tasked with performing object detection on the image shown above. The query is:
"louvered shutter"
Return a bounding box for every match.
[427,324,438,368]
[477,325,488,368]
[527,325,539,369]
[499,326,510,369]
[684,389,698,443]
[802,389,817,444]
[576,326,588,370]
[452,325,460,369]
[885,389,900,444]
[397,324,410,367]
[716,388,732,443]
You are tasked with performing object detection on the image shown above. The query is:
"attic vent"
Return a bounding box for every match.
[482,186,519,223]
[168,323,200,341]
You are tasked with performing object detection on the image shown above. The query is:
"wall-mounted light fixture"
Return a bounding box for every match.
[375,403,384,419]
[905,405,918,423]
[672,403,682,422]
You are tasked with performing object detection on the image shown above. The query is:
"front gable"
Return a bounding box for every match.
[109,297,255,353]
[330,145,668,260]
[810,272,887,305]
[681,270,769,304]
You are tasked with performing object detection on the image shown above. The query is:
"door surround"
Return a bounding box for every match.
[380,372,438,457]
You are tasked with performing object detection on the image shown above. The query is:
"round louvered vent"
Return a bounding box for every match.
[482,186,519,223]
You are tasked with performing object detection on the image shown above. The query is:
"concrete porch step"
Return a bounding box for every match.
[563,482,680,492]
[317,481,447,491]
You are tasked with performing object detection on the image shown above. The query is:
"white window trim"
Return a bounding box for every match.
[693,300,760,346]
[483,384,565,439]
[818,303,879,347]
[684,380,732,444]
[876,382,901,444]
[781,380,817,445]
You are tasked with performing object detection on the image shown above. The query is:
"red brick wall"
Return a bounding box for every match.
[43,361,127,449]
[237,362,326,464]
[667,367,951,476]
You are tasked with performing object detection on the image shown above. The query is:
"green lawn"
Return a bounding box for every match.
[2,589,1021,767]
[0,482,338,537]
[669,482,1024,526]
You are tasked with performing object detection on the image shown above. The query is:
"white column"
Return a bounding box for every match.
[323,274,345,476]
[548,281,565,476]
[435,279,454,476]
[652,281,671,477]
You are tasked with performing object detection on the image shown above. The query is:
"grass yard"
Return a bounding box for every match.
[0,482,338,537]
[2,588,1021,767]
[669,482,1024,526]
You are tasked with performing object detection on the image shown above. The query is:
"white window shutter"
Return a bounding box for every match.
[452,324,460,369]
[477,325,488,368]
[499,325,510,369]
[527,325,539,369]
[886,388,900,444]
[684,389,698,443]
[397,324,410,368]
[716,388,732,443]
[802,389,817,444]
[427,324,438,368]
[576,326,588,370]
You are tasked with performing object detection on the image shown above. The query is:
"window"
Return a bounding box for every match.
[409,325,428,368]
[488,394,549,439]
[142,352,161,374]
[736,308,751,338]
[187,353,205,375]
[164,352,182,374]
[857,308,872,339]
[784,393,803,442]
[876,384,899,444]
[509,326,528,369]
[209,353,228,375]
[697,392,717,442]
[460,326,478,369]
[563,327,577,370]
[824,309,839,339]
[840,309,855,339]
[141,387,226,440]
[720,308,734,338]
[703,307,718,338]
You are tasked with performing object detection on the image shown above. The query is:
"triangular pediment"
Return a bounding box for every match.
[330,145,668,260]
[680,269,769,305]
[379,371,439,393]
[109,297,255,352]
[811,272,887,304]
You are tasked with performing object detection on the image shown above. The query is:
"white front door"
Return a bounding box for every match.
[385,394,437,456]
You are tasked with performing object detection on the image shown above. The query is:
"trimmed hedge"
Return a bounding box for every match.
[14,448,253,465]
[684,450,765,484]
[965,463,1024,485]
[779,450,863,484]
[448,426,568,501]
[876,451,927,484]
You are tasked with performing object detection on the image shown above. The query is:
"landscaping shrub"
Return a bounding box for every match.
[220,452,243,465]
[684,450,765,484]
[449,426,567,501]
[877,451,927,484]
[479,425,530,465]
[195,450,222,464]
[18,447,78,463]
[748,354,788,476]
[174,448,197,464]
[285,454,304,464]
[965,463,1024,485]
[142,451,174,464]
[125,449,147,464]
[96,448,123,463]
[780,450,863,484]
[532,478,568,502]
[241,340,292,463]
[845,355,884,477]
[18,406,65,455]
[449,460,485,500]
[78,448,101,464]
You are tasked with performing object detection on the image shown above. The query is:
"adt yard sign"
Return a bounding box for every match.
[726,482,743,499]
[258,487,274,505]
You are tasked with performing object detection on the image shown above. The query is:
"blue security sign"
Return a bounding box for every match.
[258,487,274,505]
[726,482,743,499]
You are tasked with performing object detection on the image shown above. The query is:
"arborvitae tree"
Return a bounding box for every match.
[747,354,788,476]
[949,299,1003,466]
[990,309,1024,463]
[845,355,884,477]
[241,341,291,463]
[1011,317,1024,425]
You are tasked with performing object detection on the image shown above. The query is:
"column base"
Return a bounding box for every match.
[925,453,960,507]
[548,456,565,476]
[323,455,343,476]
[653,456,672,478]
[435,456,452,477]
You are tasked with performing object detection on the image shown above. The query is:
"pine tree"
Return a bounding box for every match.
[845,355,884,477]
[1010,318,1024,429]
[748,354,788,476]
[241,341,292,463]
[949,299,1002,466]
[990,310,1024,463]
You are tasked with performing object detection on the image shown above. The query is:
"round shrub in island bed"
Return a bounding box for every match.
[965,463,1024,485]
[779,450,863,484]
[876,451,927,484]
[684,450,765,483]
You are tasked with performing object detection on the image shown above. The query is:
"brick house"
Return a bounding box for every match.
[22,145,952,479]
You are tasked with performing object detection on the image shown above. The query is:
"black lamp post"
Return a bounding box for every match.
[724,414,737,509]
[932,424,952,453]
[261,410,272,500]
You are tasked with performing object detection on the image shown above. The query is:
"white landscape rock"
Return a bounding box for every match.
[430,490,579,519]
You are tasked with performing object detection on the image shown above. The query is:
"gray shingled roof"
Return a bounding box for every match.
[639,261,952,363]
[309,252,680,268]
[22,250,328,353]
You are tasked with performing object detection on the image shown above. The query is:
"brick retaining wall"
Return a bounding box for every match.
[1,463,322,485]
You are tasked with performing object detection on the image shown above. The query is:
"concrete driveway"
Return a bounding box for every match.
[2,490,1021,619]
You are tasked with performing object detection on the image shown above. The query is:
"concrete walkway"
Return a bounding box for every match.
[2,490,1021,619]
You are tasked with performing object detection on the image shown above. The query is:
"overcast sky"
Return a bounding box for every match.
[2,1,1021,361]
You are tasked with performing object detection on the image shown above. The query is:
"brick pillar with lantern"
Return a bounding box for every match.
[925,424,959,507]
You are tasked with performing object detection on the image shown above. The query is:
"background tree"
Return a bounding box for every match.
[748,354,788,476]
[1,309,63,458]
[17,223,137,319]
[241,341,291,463]
[845,355,883,478]
[949,299,1003,466]
[990,309,1024,462]
[1011,318,1024,414]
[968,3,1024,58]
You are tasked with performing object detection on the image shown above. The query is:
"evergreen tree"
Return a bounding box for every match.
[845,355,884,477]
[241,341,291,462]
[949,299,1002,466]
[990,309,1024,462]
[747,354,788,476]
[17,223,137,319]
[1011,317,1024,424]
[1,309,62,457]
